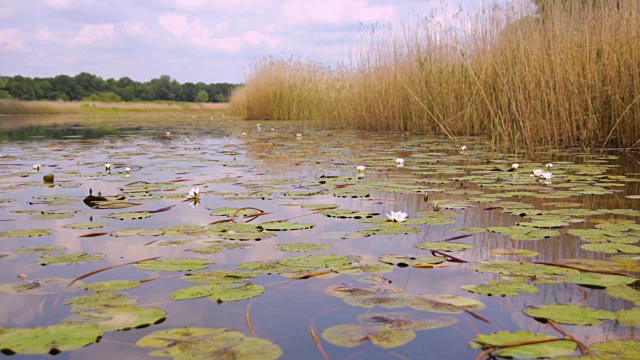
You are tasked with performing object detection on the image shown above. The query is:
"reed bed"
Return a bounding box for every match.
[229,1,640,151]
[0,99,228,115]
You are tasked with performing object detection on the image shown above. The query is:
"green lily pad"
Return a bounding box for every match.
[0,278,82,295]
[523,304,616,325]
[111,228,164,237]
[606,284,640,305]
[414,241,476,251]
[462,280,538,296]
[181,270,257,284]
[321,209,379,219]
[84,279,142,292]
[209,207,263,217]
[0,322,103,354]
[472,261,579,278]
[63,222,110,229]
[69,305,167,331]
[488,248,539,257]
[171,282,265,302]
[273,242,332,252]
[37,251,106,265]
[258,221,314,231]
[239,254,351,276]
[379,254,445,267]
[568,340,640,360]
[417,294,485,309]
[361,223,421,235]
[568,273,638,288]
[321,323,416,349]
[187,241,250,254]
[64,292,137,309]
[0,229,54,237]
[581,243,640,254]
[135,258,212,271]
[616,307,640,327]
[136,327,282,360]
[470,330,577,359]
[103,211,152,220]
[13,245,67,254]
[487,226,559,240]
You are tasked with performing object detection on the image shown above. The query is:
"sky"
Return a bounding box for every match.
[0,0,531,84]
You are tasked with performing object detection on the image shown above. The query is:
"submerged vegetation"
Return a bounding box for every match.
[229,1,640,151]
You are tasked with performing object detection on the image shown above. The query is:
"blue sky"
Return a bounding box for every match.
[0,0,531,84]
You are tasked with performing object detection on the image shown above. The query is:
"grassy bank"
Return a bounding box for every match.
[0,99,228,115]
[229,1,640,151]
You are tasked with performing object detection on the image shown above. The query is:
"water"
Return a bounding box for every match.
[0,113,638,359]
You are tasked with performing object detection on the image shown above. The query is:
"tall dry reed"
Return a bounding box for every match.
[229,1,640,151]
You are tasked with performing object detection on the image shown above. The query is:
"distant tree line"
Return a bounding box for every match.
[0,73,239,103]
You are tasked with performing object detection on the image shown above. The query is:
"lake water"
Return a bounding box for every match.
[0,113,638,359]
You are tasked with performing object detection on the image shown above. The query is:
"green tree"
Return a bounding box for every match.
[195,90,209,103]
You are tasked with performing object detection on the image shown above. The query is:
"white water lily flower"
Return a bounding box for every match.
[460,145,467,151]
[541,172,553,180]
[545,162,554,168]
[125,167,131,173]
[356,165,366,172]
[257,123,261,127]
[511,163,519,170]
[33,164,41,172]
[105,163,111,172]
[532,168,543,177]
[386,211,408,222]
[186,187,200,200]
[395,158,404,164]
[166,131,171,136]
[296,133,302,138]
[242,132,247,136]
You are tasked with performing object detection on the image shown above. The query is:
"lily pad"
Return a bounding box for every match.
[0,322,103,354]
[581,243,640,254]
[568,273,638,288]
[258,221,314,231]
[273,242,332,252]
[0,229,54,237]
[37,251,106,265]
[111,228,164,237]
[570,340,640,360]
[181,270,257,284]
[523,304,616,325]
[0,278,82,295]
[616,307,640,327]
[462,280,538,296]
[321,323,416,349]
[171,282,265,302]
[103,211,151,221]
[63,222,109,229]
[470,330,577,359]
[64,292,137,309]
[321,209,379,219]
[379,254,445,267]
[69,305,167,331]
[136,327,282,359]
[487,226,559,240]
[135,258,211,271]
[488,248,539,257]
[84,279,142,292]
[606,284,640,305]
[209,207,263,217]
[13,245,66,254]
[472,261,579,279]
[414,241,476,251]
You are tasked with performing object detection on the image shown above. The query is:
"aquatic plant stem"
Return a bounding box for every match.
[533,261,640,279]
[310,324,330,360]
[431,250,468,263]
[246,303,257,337]
[66,256,161,286]
[547,320,592,359]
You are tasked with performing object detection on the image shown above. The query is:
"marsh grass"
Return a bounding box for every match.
[0,99,228,115]
[229,1,640,151]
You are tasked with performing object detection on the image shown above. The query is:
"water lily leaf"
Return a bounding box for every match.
[209,207,263,217]
[489,248,539,257]
[462,280,538,296]
[472,261,579,278]
[321,209,379,219]
[417,294,485,309]
[356,312,458,330]
[84,279,142,292]
[181,270,257,284]
[273,242,331,252]
[414,241,475,251]
[136,327,282,360]
[258,221,314,231]
[606,284,640,305]
[13,245,66,254]
[154,240,191,247]
[63,222,109,229]
[135,258,211,271]
[239,254,351,276]
[69,305,167,331]
[523,304,616,325]
[568,228,639,244]
[103,211,151,220]
[617,307,640,327]
[110,228,164,237]
[487,226,559,240]
[0,322,103,354]
[0,278,82,295]
[172,282,265,302]
[581,243,640,253]
[300,203,339,210]
[37,251,106,265]
[470,330,577,359]
[32,209,79,220]
[335,261,395,275]
[64,292,137,309]
[188,241,250,254]
[321,323,415,349]
[568,273,638,288]
[0,228,54,237]
[379,254,445,267]
[569,340,640,360]
[361,223,421,235]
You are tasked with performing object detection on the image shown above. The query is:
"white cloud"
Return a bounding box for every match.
[0,28,25,52]
[175,0,260,11]
[159,12,281,53]
[0,6,15,17]
[34,27,61,42]
[283,0,394,24]
[44,0,72,9]
[72,23,116,45]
